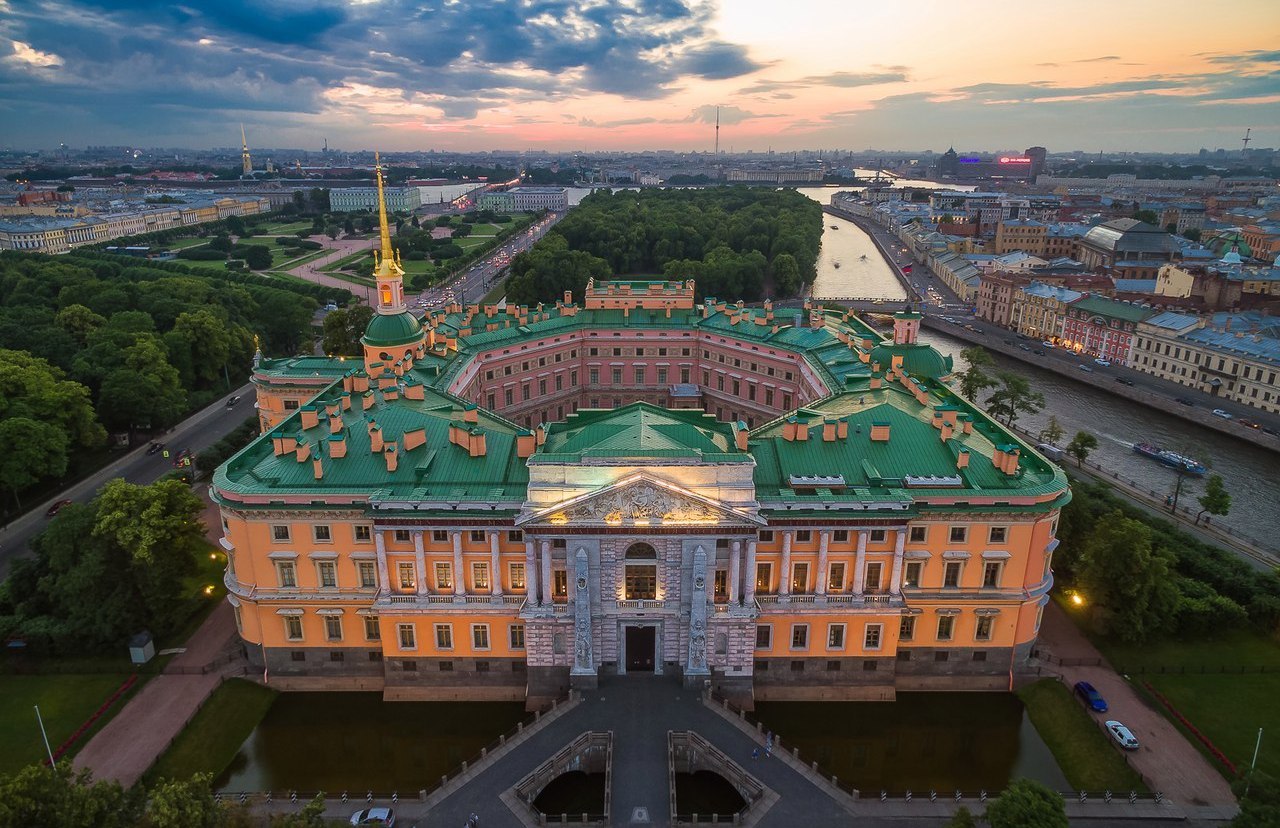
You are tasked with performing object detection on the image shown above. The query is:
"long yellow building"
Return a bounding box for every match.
[215,160,1069,707]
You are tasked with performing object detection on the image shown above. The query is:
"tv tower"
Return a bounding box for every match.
[1241,127,1252,156]
[240,124,252,176]
[714,106,720,158]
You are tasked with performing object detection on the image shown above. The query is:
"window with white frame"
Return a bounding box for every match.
[364,616,380,640]
[756,625,772,649]
[864,561,883,593]
[393,529,411,543]
[975,615,994,641]
[434,624,452,649]
[988,526,1008,544]
[909,526,927,543]
[903,561,923,588]
[827,624,846,649]
[435,562,453,590]
[827,562,845,592]
[398,624,417,650]
[864,623,883,650]
[509,624,525,649]
[949,526,968,544]
[276,561,297,588]
[472,624,490,649]
[470,530,485,543]
[355,525,372,542]
[271,524,290,542]
[982,561,1004,588]
[358,561,377,589]
[316,561,337,588]
[869,529,886,543]
[324,615,343,641]
[943,561,963,588]
[472,562,490,591]
[833,529,849,543]
[284,615,303,641]
[397,562,416,591]
[790,624,809,649]
[937,615,955,641]
[510,562,526,590]
[313,524,332,543]
[899,616,915,641]
[433,530,448,542]
[791,562,809,593]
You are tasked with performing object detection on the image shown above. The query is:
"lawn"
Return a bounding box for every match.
[322,249,374,272]
[1017,679,1147,792]
[0,674,138,776]
[258,220,312,235]
[145,678,278,783]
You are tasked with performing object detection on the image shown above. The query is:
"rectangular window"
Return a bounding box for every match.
[271,524,290,542]
[864,561,883,593]
[903,561,922,589]
[975,615,994,641]
[937,616,955,641]
[869,529,886,543]
[827,562,845,592]
[790,624,809,649]
[790,660,805,672]
[433,530,448,542]
[864,624,883,650]
[755,625,772,649]
[943,561,963,588]
[949,526,967,544]
[435,562,453,590]
[472,624,490,650]
[398,562,416,591]
[364,616,380,640]
[472,562,490,591]
[510,562,526,591]
[324,616,343,641]
[796,530,812,543]
[755,562,772,593]
[434,624,452,649]
[358,561,377,589]
[759,530,774,543]
[553,569,568,598]
[988,526,1007,544]
[833,529,849,543]
[510,624,525,649]
[899,616,915,641]
[508,530,523,543]
[983,561,1003,588]
[470,530,485,543]
[276,561,297,588]
[791,562,809,593]
[355,525,372,542]
[316,561,337,588]
[827,624,846,650]
[713,569,728,600]
[398,623,417,650]
[313,524,332,543]
[394,529,411,543]
[284,616,303,641]
[283,400,299,411]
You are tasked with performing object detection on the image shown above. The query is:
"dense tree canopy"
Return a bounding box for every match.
[984,779,1068,828]
[505,187,822,305]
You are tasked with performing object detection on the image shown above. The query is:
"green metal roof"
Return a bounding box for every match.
[536,402,746,462]
[869,342,954,380]
[1070,295,1153,324]
[362,311,424,347]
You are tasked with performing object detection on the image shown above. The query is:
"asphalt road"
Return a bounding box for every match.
[0,382,256,579]
[410,211,564,309]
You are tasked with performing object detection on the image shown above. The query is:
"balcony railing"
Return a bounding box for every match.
[616,599,666,610]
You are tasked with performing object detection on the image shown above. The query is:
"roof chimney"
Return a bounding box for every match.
[384,443,398,472]
[956,448,970,469]
[299,407,319,430]
[369,424,384,453]
[463,404,479,424]
[823,418,837,442]
[870,422,891,442]
[329,433,347,458]
[735,422,750,451]
[312,457,324,479]
[295,442,311,462]
[468,429,487,457]
[403,427,426,452]
[517,430,536,458]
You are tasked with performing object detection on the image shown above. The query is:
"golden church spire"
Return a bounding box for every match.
[371,151,405,314]
[240,124,252,176]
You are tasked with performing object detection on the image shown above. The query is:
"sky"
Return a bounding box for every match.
[1,0,1279,154]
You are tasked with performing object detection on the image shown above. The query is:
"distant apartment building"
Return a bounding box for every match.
[976,273,1020,328]
[478,187,568,212]
[1133,311,1280,413]
[1242,224,1280,259]
[1157,204,1207,235]
[330,186,422,212]
[1009,282,1082,341]
[1059,294,1153,364]
[1076,218,1180,280]
[725,169,823,183]
[993,220,1047,255]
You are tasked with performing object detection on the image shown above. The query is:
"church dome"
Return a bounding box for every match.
[869,342,954,380]
[362,311,423,348]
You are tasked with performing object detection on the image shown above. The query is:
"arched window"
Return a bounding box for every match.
[625,542,657,560]
[624,543,658,600]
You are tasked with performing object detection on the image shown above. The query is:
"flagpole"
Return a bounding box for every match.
[35,706,55,768]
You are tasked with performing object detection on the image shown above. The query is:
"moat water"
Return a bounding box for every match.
[215,691,1064,793]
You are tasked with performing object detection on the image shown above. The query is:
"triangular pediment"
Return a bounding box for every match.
[518,473,762,527]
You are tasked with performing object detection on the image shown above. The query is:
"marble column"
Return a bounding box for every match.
[570,548,595,678]
[451,531,465,598]
[540,540,553,607]
[728,540,742,605]
[853,530,869,595]
[779,530,793,597]
[686,545,710,678]
[889,529,906,595]
[412,530,428,597]
[816,530,830,597]
[489,531,503,598]
[743,540,757,606]
[524,540,539,605]
[374,531,389,596]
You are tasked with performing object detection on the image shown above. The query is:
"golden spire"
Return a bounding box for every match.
[372,151,403,282]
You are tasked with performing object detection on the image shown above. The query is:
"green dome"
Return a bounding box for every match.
[869,343,953,380]
[362,311,423,348]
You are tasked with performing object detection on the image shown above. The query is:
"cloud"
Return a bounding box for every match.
[676,42,763,80]
[739,69,907,95]
[686,104,777,125]
[1074,55,1121,63]
[7,40,62,69]
[579,116,660,128]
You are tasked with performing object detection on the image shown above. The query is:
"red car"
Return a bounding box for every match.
[46,499,73,518]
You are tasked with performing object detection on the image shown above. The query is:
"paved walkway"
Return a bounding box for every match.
[1036,601,1238,808]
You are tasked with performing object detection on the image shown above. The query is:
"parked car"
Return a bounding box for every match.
[46,499,74,518]
[1105,720,1141,750]
[350,808,395,826]
[1211,409,1233,420]
[1175,397,1195,406]
[1041,341,1054,349]
[1114,377,1135,386]
[147,442,165,455]
[1003,339,1015,345]
[1078,364,1094,373]
[1033,349,1046,356]
[1074,681,1108,712]
[1094,358,1112,367]
[226,395,242,407]
[1237,418,1261,429]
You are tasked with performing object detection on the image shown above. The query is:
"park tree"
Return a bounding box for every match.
[291,191,306,211]
[1066,431,1099,467]
[1039,415,1064,446]
[270,794,328,827]
[168,309,233,387]
[984,779,1067,828]
[1076,510,1179,642]
[1133,208,1160,226]
[321,305,374,357]
[985,372,1045,430]
[254,292,318,355]
[0,764,136,828]
[1183,227,1202,242]
[224,215,246,237]
[325,224,340,240]
[97,337,187,432]
[770,252,802,296]
[0,418,69,509]
[139,774,221,828]
[343,217,355,235]
[55,304,107,346]
[242,245,273,270]
[207,234,233,253]
[956,346,996,400]
[1196,474,1231,525]
[945,805,977,827]
[0,349,105,450]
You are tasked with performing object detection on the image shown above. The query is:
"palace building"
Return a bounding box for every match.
[213,158,1069,708]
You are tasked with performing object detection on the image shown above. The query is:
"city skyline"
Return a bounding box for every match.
[1,0,1278,154]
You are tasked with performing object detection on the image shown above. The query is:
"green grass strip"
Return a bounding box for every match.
[146,678,278,784]
[1017,678,1147,792]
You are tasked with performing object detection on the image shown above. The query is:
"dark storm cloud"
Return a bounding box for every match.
[0,0,762,142]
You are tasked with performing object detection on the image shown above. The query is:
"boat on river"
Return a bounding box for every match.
[1132,443,1206,475]
[830,224,839,229]
[833,261,841,269]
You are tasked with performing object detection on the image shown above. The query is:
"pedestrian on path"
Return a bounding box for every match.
[752,748,759,761]
[765,731,773,758]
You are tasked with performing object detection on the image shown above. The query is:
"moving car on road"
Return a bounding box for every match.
[1078,364,1094,373]
[46,499,73,518]
[1114,377,1135,386]
[1211,409,1233,420]
[147,442,165,455]
[1074,681,1108,712]
[349,808,395,826]
[1094,358,1111,367]
[1105,721,1140,750]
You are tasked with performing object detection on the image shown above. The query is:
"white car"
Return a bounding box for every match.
[350,808,395,826]
[1094,358,1111,367]
[1211,409,1233,420]
[1105,720,1140,750]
